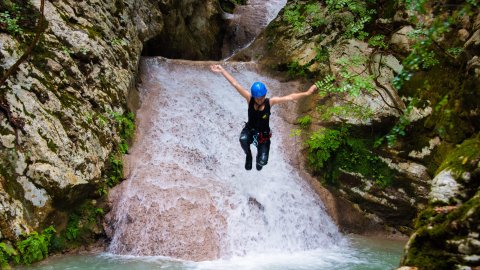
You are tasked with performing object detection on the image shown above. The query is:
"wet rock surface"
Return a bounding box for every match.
[0,0,223,241]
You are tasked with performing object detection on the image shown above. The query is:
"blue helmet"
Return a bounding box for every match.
[251,82,267,98]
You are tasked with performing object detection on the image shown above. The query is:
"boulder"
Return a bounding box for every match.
[390,26,415,54]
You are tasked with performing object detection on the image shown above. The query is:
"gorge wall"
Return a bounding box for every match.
[0,0,224,242]
[1,0,479,269]
[233,1,479,268]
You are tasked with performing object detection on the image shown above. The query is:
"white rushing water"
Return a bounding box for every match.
[222,0,288,58]
[106,58,345,262]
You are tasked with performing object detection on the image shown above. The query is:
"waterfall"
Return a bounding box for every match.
[106,59,344,261]
[222,0,288,58]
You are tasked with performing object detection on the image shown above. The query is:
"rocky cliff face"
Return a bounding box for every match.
[234,2,480,264]
[0,0,223,242]
[233,0,431,235]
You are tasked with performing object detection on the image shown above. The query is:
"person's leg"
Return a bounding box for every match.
[256,140,270,170]
[239,127,253,170]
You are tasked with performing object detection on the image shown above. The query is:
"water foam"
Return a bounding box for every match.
[107,58,344,261]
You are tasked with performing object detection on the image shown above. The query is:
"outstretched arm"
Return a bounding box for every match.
[210,64,251,102]
[270,84,317,106]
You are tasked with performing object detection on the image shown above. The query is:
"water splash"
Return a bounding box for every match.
[107,58,344,261]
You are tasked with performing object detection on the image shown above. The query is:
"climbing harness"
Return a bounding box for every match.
[253,130,272,146]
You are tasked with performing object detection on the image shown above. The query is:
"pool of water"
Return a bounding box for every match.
[19,235,405,270]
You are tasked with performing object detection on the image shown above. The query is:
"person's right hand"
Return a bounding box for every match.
[210,64,224,73]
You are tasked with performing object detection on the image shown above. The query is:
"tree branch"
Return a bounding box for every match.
[368,50,405,114]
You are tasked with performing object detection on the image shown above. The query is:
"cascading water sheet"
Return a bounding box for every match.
[222,0,288,58]
[106,58,345,262]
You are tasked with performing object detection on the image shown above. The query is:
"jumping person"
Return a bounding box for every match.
[210,64,317,171]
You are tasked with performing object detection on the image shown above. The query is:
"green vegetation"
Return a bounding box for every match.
[326,0,376,39]
[97,110,135,196]
[375,99,417,147]
[0,200,106,268]
[305,126,394,187]
[317,103,373,121]
[52,201,104,250]
[297,115,312,129]
[435,137,480,177]
[402,192,480,269]
[14,226,55,265]
[275,0,478,153]
[306,127,345,172]
[315,54,375,97]
[287,61,311,78]
[283,2,325,32]
[392,1,478,90]
[0,243,17,269]
[0,1,42,43]
[109,110,135,155]
[367,34,387,49]
[0,10,23,36]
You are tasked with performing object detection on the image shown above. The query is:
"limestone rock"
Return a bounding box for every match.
[429,170,462,204]
[390,26,415,54]
[0,0,223,242]
[325,39,404,125]
[465,30,480,50]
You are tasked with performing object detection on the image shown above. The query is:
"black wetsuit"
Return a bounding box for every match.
[239,98,272,170]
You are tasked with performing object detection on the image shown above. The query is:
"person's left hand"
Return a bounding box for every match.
[210,64,224,73]
[307,84,318,95]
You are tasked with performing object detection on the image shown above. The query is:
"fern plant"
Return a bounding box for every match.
[326,0,376,39]
[14,226,55,265]
[0,11,23,36]
[306,128,345,171]
[283,2,325,32]
[375,99,417,147]
[0,243,17,269]
[317,103,373,121]
[315,55,375,97]
[109,111,135,154]
[368,34,388,49]
[297,115,312,128]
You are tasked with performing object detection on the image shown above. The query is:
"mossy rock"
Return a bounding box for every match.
[402,191,480,269]
[436,136,480,178]
[401,66,480,144]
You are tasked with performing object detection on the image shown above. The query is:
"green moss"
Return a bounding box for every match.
[436,136,480,177]
[404,243,459,270]
[56,90,81,109]
[0,149,25,200]
[31,38,57,71]
[402,66,479,144]
[81,25,105,40]
[46,139,58,153]
[404,192,480,269]
[425,142,454,177]
[335,138,395,187]
[36,128,58,153]
[0,124,14,136]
